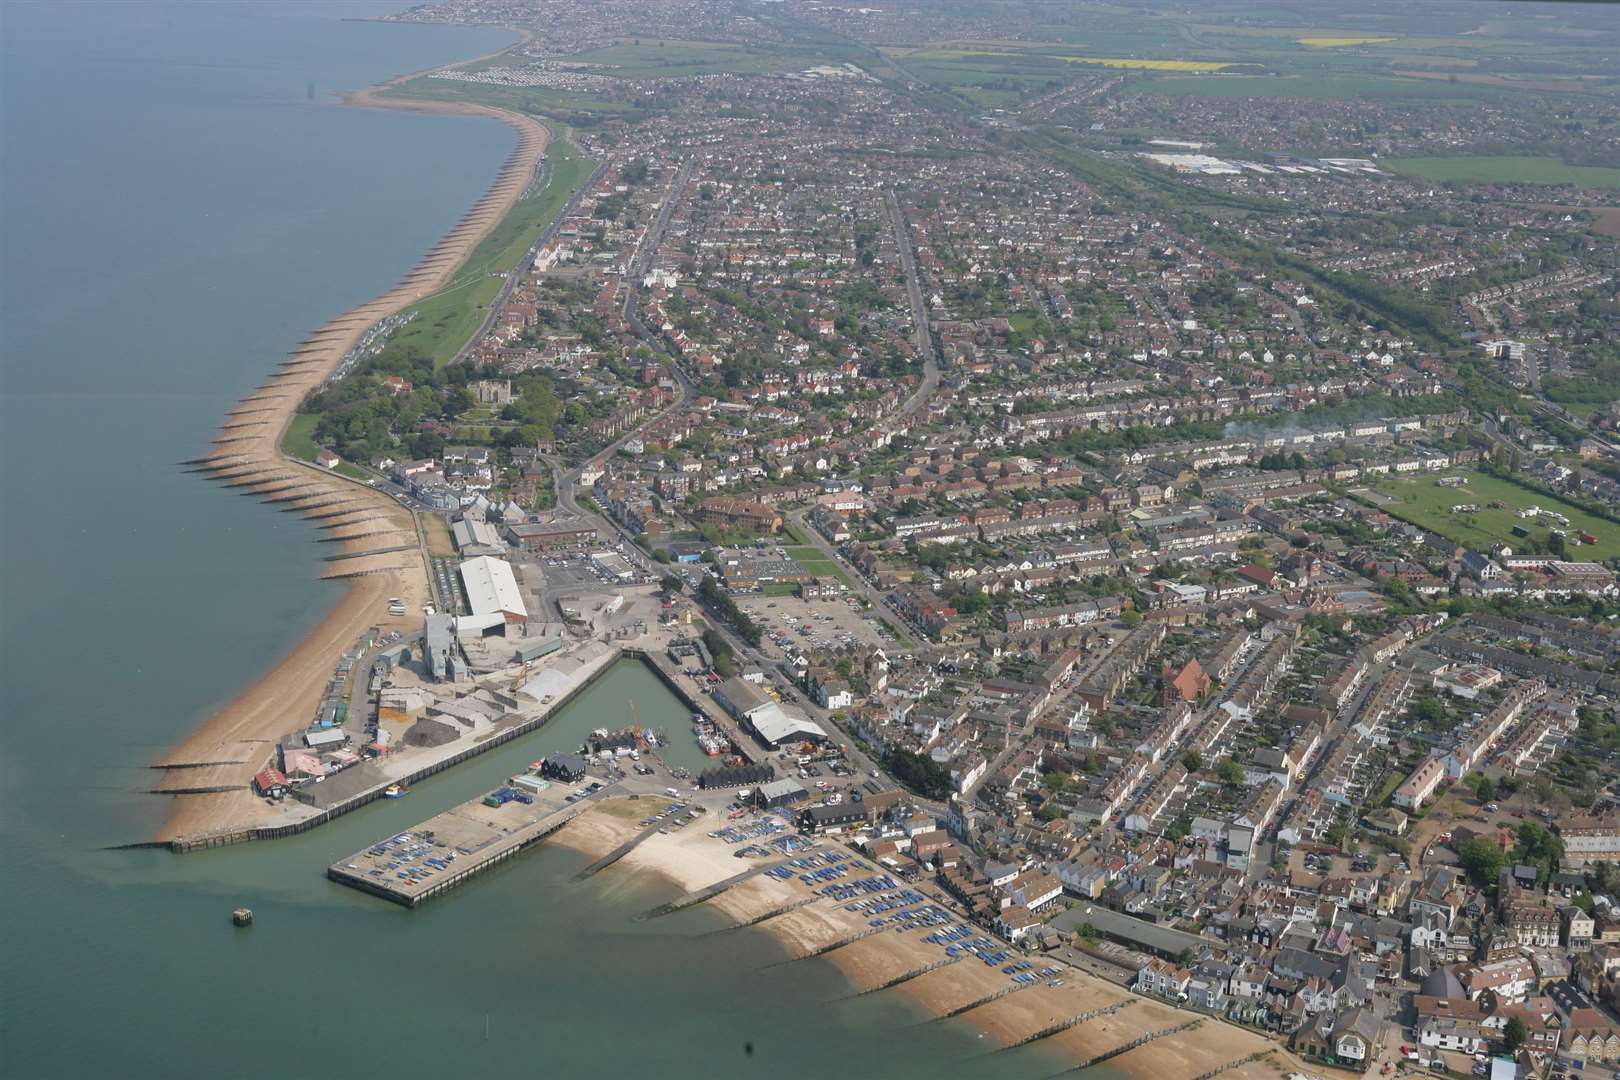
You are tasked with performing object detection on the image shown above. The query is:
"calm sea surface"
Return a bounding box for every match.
[0,4,1085,1076]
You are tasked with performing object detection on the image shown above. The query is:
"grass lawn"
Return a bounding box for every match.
[283,412,319,461]
[786,546,851,584]
[1373,469,1620,560]
[423,515,455,558]
[1385,155,1620,190]
[761,581,800,598]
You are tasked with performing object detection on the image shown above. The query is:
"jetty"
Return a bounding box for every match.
[327,773,613,907]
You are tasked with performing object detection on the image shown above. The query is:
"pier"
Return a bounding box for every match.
[327,774,612,907]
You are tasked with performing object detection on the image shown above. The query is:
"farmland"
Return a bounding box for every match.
[1384,155,1620,190]
[1120,73,1518,100]
[1296,36,1396,48]
[1371,470,1620,561]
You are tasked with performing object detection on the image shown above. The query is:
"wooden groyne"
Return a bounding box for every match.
[574,820,665,881]
[636,858,791,919]
[1035,1017,1200,1072]
[767,925,886,969]
[998,1000,1139,1053]
[706,895,820,935]
[915,980,1042,1026]
[845,955,962,999]
[155,79,562,847]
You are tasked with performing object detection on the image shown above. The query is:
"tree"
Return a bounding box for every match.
[1503,1017,1527,1052]
[1181,749,1204,773]
[1216,759,1244,786]
[1474,776,1495,804]
[1458,836,1506,888]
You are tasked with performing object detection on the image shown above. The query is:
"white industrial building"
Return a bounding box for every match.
[458,556,528,635]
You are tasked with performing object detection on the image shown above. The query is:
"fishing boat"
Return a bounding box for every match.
[383,783,410,799]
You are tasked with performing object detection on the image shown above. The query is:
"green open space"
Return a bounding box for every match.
[1120,73,1515,100]
[1373,469,1620,561]
[386,73,640,121]
[566,39,832,78]
[383,125,594,370]
[280,120,592,461]
[283,412,320,461]
[786,546,850,584]
[1384,155,1620,190]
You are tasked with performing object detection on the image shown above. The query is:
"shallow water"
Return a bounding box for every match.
[0,4,1099,1077]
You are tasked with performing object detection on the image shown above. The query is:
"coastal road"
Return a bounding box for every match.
[881,189,940,433]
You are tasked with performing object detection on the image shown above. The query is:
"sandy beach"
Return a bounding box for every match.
[154,61,551,844]
[551,803,1331,1080]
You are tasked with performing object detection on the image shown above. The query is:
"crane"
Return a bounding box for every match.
[629,697,646,747]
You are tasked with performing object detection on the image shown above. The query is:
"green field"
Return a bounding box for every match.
[386,74,640,121]
[283,412,320,461]
[1122,74,1511,100]
[384,125,594,368]
[1374,470,1620,560]
[786,546,851,584]
[1385,155,1620,190]
[567,40,831,78]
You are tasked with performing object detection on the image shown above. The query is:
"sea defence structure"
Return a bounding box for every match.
[156,85,553,846]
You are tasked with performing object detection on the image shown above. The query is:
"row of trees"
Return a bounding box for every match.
[696,575,763,648]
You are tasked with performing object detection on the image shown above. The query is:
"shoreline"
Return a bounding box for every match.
[154,40,550,845]
[548,805,1329,1080]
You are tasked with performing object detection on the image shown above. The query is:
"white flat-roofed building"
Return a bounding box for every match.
[458,555,528,630]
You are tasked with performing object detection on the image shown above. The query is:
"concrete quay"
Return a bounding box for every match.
[328,772,618,907]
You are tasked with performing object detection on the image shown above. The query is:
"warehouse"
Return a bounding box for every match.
[746,703,829,750]
[458,555,528,633]
[506,521,599,551]
[802,804,865,833]
[699,762,773,790]
[714,676,770,720]
[539,753,588,782]
[754,778,809,809]
[451,518,502,554]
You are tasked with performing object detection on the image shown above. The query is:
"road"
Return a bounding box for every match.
[785,506,902,618]
[550,157,700,562]
[449,151,608,368]
[881,189,941,433]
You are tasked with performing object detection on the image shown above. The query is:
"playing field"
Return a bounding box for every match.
[786,546,851,584]
[1373,470,1620,560]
